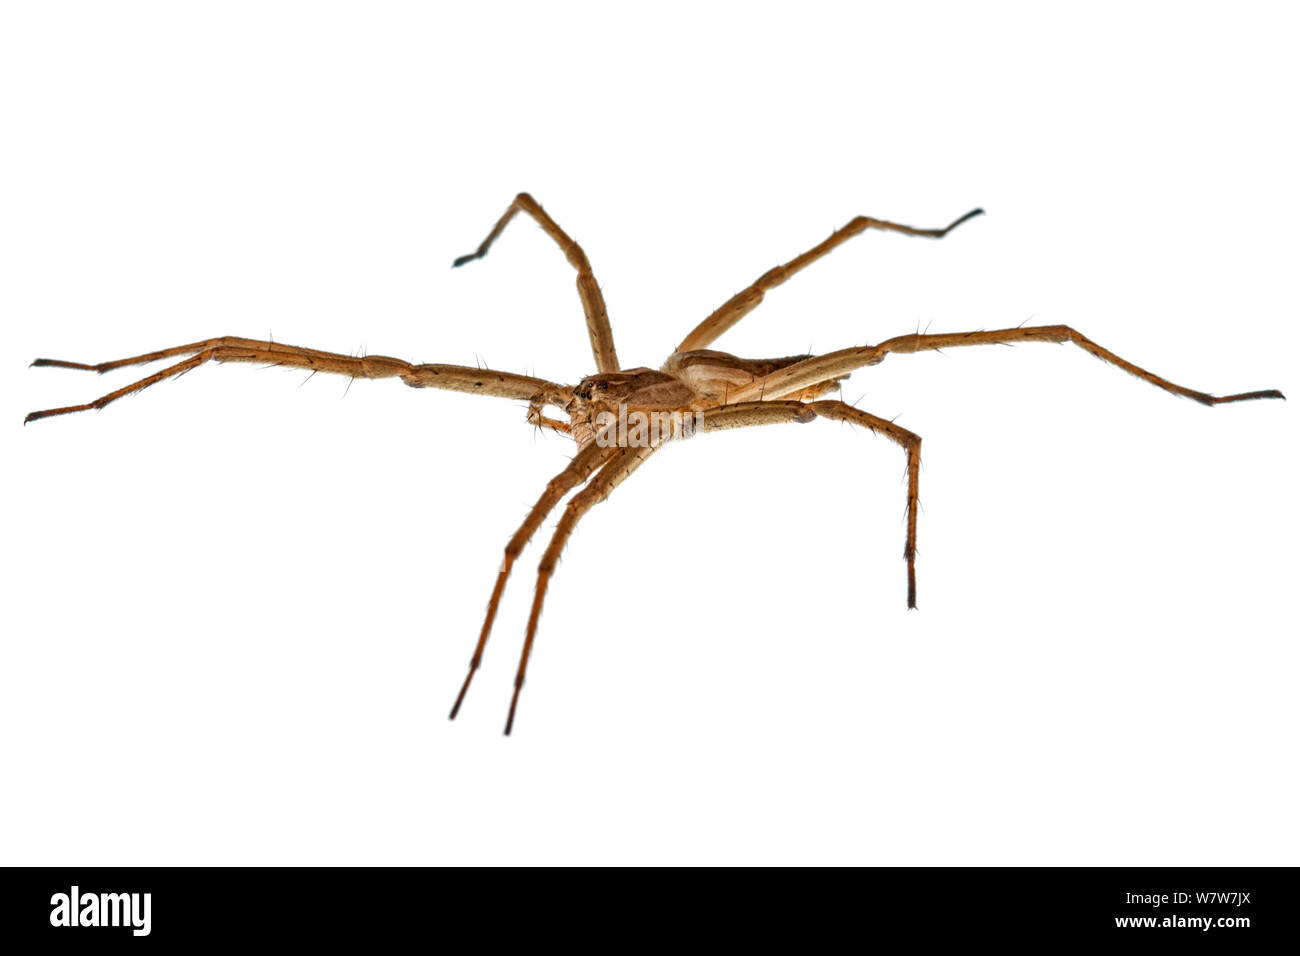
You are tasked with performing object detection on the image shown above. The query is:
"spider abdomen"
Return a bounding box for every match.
[663,349,845,405]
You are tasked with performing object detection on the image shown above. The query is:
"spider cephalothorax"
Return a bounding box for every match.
[562,357,842,449]
[564,368,694,447]
[27,192,1283,734]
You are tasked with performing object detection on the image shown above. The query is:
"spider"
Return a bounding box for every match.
[27,193,1285,734]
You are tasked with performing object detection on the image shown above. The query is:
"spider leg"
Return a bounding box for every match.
[699,400,922,608]
[677,208,982,353]
[505,445,657,735]
[449,441,615,720]
[811,402,921,608]
[25,336,568,422]
[721,326,1286,406]
[453,192,620,374]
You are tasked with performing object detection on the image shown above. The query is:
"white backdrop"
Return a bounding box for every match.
[2,2,1296,865]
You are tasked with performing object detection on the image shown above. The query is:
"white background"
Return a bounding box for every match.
[2,2,1296,865]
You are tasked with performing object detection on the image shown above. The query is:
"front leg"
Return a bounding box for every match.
[26,336,566,422]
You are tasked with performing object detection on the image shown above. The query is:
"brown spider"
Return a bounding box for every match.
[26,193,1285,734]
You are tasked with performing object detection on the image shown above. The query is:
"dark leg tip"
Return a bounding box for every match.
[945,208,986,233]
[1213,388,1286,404]
[30,358,96,371]
[452,253,477,268]
[504,684,523,736]
[449,669,476,720]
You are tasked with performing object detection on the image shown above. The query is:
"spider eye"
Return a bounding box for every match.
[596,382,608,391]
